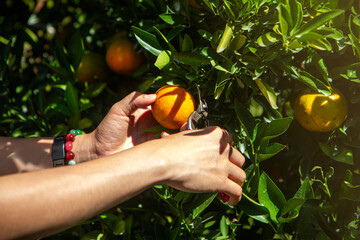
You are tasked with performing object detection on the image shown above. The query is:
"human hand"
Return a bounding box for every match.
[91,91,158,158]
[157,126,246,206]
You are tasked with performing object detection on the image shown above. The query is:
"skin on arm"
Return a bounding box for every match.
[0,127,246,240]
[0,92,157,175]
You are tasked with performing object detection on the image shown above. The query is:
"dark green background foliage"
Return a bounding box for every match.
[1,0,360,239]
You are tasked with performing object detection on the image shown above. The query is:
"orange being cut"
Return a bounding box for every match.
[293,88,348,132]
[152,85,196,130]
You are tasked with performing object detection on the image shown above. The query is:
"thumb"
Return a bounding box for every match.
[116,91,156,116]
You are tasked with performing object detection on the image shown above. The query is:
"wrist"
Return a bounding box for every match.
[72,132,98,163]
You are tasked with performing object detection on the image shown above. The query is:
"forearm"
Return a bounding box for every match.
[0,137,53,174]
[0,134,96,175]
[0,140,167,240]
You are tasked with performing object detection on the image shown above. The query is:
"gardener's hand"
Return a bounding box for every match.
[90,91,158,158]
[156,126,246,206]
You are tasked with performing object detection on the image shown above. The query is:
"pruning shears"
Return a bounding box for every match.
[187,85,209,130]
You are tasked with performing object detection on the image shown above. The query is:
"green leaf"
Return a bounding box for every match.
[234,99,256,141]
[294,178,314,199]
[173,52,210,66]
[24,27,38,43]
[250,215,271,224]
[257,32,280,47]
[228,34,247,52]
[297,71,331,95]
[258,172,286,223]
[253,95,283,119]
[340,170,360,201]
[55,35,70,71]
[65,81,79,114]
[278,209,299,223]
[295,10,344,38]
[85,82,107,98]
[216,23,233,53]
[181,34,193,52]
[258,143,286,162]
[289,0,303,35]
[153,27,177,52]
[278,3,291,36]
[45,103,71,116]
[132,26,162,56]
[155,50,172,70]
[254,79,278,109]
[68,29,84,70]
[159,13,186,25]
[192,193,217,218]
[263,117,292,140]
[296,32,325,42]
[319,142,354,165]
[237,193,270,216]
[197,29,213,41]
[308,38,332,51]
[166,26,185,42]
[279,198,306,218]
[220,216,228,237]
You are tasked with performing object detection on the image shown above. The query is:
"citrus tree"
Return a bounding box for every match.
[1,0,360,239]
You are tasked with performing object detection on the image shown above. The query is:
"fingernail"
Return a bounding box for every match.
[219,192,230,202]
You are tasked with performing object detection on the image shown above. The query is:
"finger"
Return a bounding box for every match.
[115,91,156,116]
[228,163,246,187]
[161,131,171,138]
[221,180,243,206]
[222,129,233,144]
[229,147,246,167]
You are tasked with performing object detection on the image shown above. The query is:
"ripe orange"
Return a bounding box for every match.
[152,85,196,129]
[293,88,348,132]
[105,37,143,75]
[76,52,111,83]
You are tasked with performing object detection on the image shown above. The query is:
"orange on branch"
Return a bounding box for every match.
[152,85,196,130]
[76,52,111,83]
[293,88,348,132]
[105,37,143,75]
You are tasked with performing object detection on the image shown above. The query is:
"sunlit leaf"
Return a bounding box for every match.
[258,172,286,223]
[132,26,162,56]
[216,23,233,53]
[255,79,278,109]
[295,10,344,38]
[155,50,172,70]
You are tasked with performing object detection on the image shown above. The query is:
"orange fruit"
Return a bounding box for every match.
[152,85,196,129]
[105,37,143,75]
[293,88,348,132]
[76,52,111,83]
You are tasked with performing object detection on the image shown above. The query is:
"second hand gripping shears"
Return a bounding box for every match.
[186,85,231,203]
